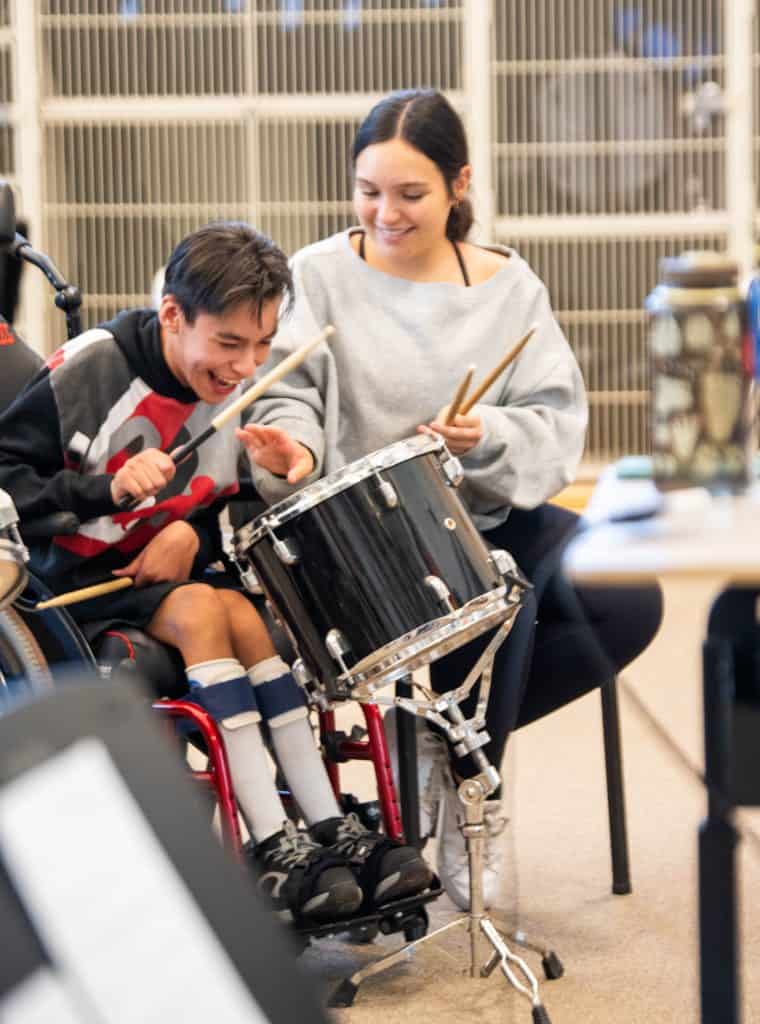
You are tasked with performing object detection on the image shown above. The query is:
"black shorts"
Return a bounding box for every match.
[65,564,247,637]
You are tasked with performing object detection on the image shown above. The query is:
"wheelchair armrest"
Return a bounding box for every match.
[91,625,188,699]
[20,511,81,539]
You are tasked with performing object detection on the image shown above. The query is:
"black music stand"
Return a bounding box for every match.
[0,671,327,1024]
[701,586,760,1024]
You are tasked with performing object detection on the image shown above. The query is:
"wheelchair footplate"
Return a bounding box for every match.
[294,877,442,945]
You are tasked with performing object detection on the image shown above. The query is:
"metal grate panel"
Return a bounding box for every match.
[39,1,464,97]
[33,1,467,345]
[255,116,358,252]
[252,5,463,94]
[8,1,757,472]
[41,13,247,97]
[493,0,731,463]
[44,119,250,311]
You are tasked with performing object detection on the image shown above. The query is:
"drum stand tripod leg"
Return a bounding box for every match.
[495,928,565,981]
[457,775,553,1023]
[329,636,559,1021]
[328,770,556,1020]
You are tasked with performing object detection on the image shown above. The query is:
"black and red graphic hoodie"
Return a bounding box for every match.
[0,308,242,592]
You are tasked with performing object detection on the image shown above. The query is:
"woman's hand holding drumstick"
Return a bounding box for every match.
[420,324,538,455]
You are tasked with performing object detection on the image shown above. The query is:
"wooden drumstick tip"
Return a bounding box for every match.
[445,364,477,425]
[34,575,134,610]
[459,324,538,415]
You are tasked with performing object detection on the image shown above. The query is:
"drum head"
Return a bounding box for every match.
[235,434,445,550]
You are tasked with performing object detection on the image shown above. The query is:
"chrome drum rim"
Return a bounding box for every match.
[342,584,522,693]
[234,434,445,550]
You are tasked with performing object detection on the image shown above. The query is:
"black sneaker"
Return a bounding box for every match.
[311,813,434,909]
[249,821,363,925]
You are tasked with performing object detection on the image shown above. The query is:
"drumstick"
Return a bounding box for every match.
[118,324,335,510]
[45,326,336,605]
[444,364,476,425]
[458,325,538,415]
[34,575,134,610]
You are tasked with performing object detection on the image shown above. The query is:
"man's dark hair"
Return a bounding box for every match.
[162,221,293,324]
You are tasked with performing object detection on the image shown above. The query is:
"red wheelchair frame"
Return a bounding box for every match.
[152,697,404,860]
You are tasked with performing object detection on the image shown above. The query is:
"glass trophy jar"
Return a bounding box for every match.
[646,251,754,493]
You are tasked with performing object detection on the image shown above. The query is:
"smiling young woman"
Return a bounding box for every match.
[246,89,664,910]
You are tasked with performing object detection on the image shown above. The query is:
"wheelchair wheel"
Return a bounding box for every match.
[0,606,54,705]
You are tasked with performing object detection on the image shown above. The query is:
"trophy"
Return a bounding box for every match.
[646,251,753,493]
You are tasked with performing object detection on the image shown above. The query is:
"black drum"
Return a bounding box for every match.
[233,435,524,697]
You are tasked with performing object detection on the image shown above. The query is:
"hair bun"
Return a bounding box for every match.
[446,197,474,242]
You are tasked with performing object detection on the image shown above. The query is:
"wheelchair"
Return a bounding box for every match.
[0,206,423,940]
[6,563,400,815]
[0,501,437,949]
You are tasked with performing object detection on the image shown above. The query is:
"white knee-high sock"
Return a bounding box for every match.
[248,656,341,826]
[187,658,287,843]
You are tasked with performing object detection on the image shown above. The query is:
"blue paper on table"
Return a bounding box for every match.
[582,458,663,524]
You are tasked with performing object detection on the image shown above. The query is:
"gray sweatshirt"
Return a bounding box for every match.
[249,229,588,530]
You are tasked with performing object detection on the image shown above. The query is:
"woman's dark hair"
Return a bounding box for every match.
[162,221,293,324]
[352,89,474,242]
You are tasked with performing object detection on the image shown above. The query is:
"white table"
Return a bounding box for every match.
[564,475,760,1024]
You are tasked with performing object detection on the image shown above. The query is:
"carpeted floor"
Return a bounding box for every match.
[297,577,760,1023]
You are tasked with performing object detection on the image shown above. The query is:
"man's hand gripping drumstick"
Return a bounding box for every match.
[39,326,334,610]
[115,325,334,510]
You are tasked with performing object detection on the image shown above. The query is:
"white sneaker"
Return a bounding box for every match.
[436,776,509,911]
[382,707,448,839]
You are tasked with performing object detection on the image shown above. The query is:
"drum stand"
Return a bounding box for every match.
[330,622,560,1023]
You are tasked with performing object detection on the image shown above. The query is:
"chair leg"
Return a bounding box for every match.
[396,677,422,848]
[600,679,632,894]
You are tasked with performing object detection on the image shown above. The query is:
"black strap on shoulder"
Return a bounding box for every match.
[452,240,471,286]
[358,229,470,287]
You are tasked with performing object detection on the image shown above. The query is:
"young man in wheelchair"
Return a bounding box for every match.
[0,220,432,927]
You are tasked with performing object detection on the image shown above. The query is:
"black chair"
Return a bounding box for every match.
[600,679,631,894]
[0,316,41,412]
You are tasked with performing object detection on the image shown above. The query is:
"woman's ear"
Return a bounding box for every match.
[453,164,473,201]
